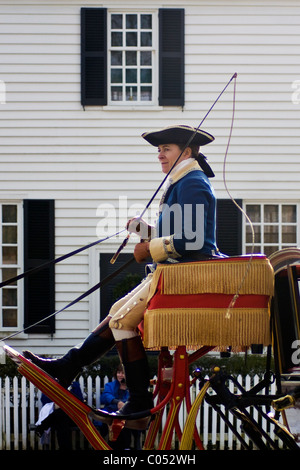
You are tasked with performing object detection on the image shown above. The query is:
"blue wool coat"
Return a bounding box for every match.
[100,379,129,413]
[157,168,218,260]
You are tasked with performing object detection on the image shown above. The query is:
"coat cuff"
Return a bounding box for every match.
[149,236,181,263]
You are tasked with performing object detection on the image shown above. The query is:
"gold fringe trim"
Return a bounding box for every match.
[147,258,274,301]
[143,307,271,350]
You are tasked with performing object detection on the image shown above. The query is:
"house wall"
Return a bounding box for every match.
[0,0,299,353]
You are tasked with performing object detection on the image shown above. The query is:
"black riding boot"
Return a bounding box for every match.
[115,336,153,416]
[23,318,115,388]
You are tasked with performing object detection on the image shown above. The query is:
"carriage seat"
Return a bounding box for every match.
[143,255,274,351]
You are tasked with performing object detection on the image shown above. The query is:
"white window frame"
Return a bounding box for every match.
[0,200,23,334]
[107,9,158,106]
[243,201,300,256]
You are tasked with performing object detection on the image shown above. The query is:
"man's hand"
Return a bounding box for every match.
[134,241,151,263]
[127,217,154,240]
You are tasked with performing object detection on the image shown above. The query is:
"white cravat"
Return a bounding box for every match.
[162,157,195,192]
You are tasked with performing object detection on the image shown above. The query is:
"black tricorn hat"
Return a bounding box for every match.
[142,125,214,147]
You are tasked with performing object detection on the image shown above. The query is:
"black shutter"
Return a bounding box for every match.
[81,8,107,106]
[216,199,242,256]
[159,9,184,106]
[99,253,146,322]
[24,200,55,334]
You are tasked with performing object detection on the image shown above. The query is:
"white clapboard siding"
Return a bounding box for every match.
[0,0,299,352]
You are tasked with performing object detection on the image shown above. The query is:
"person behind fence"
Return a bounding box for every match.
[23,124,223,418]
[35,381,83,449]
[96,364,141,450]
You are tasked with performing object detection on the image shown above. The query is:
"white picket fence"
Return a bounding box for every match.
[0,373,284,450]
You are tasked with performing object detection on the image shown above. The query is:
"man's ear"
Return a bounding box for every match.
[183,147,192,158]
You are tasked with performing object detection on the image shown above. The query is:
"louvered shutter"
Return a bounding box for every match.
[159,8,185,106]
[216,199,243,256]
[81,8,107,106]
[24,200,55,334]
[99,253,145,322]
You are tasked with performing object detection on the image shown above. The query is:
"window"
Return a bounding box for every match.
[0,203,21,329]
[109,12,155,104]
[0,200,55,337]
[244,203,298,256]
[81,8,184,107]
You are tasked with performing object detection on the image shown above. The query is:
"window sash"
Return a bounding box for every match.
[0,202,22,330]
[107,11,157,105]
[244,202,299,256]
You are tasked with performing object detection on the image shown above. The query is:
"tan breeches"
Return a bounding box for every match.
[108,273,153,340]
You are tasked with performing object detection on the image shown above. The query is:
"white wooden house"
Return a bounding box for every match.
[0,0,299,355]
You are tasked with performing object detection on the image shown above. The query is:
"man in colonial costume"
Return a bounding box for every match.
[24,125,221,417]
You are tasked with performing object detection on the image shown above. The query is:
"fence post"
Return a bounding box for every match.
[0,378,2,450]
[95,376,101,409]
[5,377,10,450]
[13,376,18,449]
[21,377,27,449]
[87,376,93,407]
[29,381,37,449]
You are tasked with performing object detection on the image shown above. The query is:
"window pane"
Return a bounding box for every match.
[141,14,152,29]
[126,14,137,29]
[2,309,17,327]
[246,224,261,243]
[2,268,17,285]
[111,86,123,101]
[126,32,137,47]
[2,226,17,244]
[111,51,122,66]
[282,205,296,223]
[111,69,122,83]
[141,86,152,101]
[140,51,151,65]
[282,226,296,243]
[2,288,17,306]
[126,69,137,83]
[141,32,152,47]
[2,205,17,223]
[126,86,137,101]
[264,246,279,257]
[2,246,17,264]
[111,32,123,47]
[126,51,137,65]
[264,204,278,223]
[141,69,152,83]
[264,225,278,243]
[246,245,261,254]
[111,14,122,29]
[246,204,260,222]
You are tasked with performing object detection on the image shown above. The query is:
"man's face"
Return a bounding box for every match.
[157,143,190,174]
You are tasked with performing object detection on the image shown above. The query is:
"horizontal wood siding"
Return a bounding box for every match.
[0,0,299,353]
